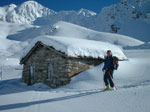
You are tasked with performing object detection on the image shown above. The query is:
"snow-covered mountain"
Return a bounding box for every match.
[0,1,55,24]
[0,0,149,42]
[0,0,96,26]
[92,0,150,42]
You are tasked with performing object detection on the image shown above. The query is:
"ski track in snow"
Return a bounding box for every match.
[24,91,35,112]
[0,77,150,95]
[31,92,41,112]
[0,80,150,112]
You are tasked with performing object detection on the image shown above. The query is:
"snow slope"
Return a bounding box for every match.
[7,21,144,47]
[21,35,127,60]
[50,21,143,47]
[124,42,150,49]
[0,21,31,58]
[0,38,27,57]
[0,21,33,39]
[0,50,150,112]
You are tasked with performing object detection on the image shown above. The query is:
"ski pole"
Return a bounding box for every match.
[103,71,106,88]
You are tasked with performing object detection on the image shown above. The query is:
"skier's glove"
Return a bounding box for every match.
[102,67,105,72]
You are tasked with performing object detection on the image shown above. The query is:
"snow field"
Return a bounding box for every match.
[0,50,150,112]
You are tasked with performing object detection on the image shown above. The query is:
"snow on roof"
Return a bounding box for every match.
[21,35,127,61]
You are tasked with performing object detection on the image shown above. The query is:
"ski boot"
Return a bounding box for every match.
[104,85,111,91]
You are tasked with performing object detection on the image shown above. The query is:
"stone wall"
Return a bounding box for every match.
[22,43,102,88]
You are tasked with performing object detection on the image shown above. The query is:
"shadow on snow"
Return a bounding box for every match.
[0,89,103,111]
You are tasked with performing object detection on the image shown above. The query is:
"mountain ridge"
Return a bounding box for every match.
[0,0,96,24]
[0,0,149,42]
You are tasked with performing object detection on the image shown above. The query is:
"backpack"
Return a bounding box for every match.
[113,56,119,70]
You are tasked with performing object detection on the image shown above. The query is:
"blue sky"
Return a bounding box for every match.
[0,0,120,13]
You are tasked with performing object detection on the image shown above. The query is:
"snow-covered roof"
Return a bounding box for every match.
[20,35,127,62]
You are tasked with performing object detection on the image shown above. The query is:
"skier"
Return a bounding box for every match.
[102,50,117,91]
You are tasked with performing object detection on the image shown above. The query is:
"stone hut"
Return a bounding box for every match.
[20,36,126,88]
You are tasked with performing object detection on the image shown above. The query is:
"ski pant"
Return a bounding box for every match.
[104,70,114,88]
